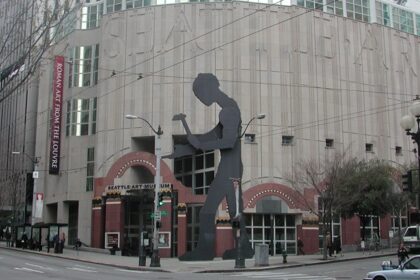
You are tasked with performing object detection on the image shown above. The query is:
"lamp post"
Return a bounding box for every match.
[400,96,420,221]
[11,151,40,226]
[234,113,265,269]
[125,114,163,267]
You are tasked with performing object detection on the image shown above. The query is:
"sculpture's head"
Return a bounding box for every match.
[192,73,220,106]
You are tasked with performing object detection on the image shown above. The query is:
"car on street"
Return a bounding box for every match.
[363,255,420,280]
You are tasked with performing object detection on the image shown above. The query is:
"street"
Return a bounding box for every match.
[0,249,398,280]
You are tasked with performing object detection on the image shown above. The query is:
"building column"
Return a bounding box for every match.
[104,195,124,247]
[177,204,187,257]
[215,222,234,257]
[91,197,104,248]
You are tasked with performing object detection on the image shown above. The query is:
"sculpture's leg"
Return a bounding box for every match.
[179,184,225,261]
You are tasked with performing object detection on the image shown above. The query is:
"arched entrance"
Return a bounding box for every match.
[242,183,304,255]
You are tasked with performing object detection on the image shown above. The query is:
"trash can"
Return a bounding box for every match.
[254,244,269,266]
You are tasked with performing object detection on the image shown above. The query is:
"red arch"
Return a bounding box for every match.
[94,151,205,203]
[242,183,305,210]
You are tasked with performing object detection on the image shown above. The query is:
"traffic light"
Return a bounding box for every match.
[158,193,164,207]
[156,221,161,229]
[402,170,413,192]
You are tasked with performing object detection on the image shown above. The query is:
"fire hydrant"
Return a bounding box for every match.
[282,250,288,263]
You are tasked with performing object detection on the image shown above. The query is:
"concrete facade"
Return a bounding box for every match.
[32,2,420,256]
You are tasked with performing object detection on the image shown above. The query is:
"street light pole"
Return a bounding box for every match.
[234,113,265,269]
[12,151,40,226]
[125,114,162,267]
[400,96,420,222]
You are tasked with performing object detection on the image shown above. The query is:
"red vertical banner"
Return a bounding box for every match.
[49,56,64,175]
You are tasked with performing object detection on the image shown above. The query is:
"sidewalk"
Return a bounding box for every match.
[0,242,395,273]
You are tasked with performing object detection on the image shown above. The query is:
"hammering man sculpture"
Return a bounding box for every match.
[169,73,254,261]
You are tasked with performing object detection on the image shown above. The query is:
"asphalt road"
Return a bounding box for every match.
[0,249,398,280]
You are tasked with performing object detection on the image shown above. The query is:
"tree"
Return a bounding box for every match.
[0,0,79,100]
[337,159,395,241]
[287,153,359,260]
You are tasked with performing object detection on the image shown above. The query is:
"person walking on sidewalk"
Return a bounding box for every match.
[5,229,11,247]
[326,232,333,257]
[297,237,304,255]
[334,236,342,256]
[397,242,409,265]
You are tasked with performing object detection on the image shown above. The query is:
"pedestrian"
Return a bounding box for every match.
[297,237,304,255]
[60,232,65,253]
[53,234,59,253]
[5,229,11,247]
[21,232,28,249]
[326,232,333,257]
[74,238,82,250]
[397,242,409,265]
[334,236,342,256]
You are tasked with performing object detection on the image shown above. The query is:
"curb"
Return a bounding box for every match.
[195,252,396,273]
[0,246,170,273]
[1,245,394,273]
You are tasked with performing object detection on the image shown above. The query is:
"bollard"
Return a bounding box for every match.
[282,250,287,263]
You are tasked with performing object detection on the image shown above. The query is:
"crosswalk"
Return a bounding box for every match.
[13,262,149,275]
[231,271,336,280]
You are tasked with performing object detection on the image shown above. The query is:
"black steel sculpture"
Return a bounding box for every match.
[168,73,254,261]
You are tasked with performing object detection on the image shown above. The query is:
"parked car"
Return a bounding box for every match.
[363,255,420,280]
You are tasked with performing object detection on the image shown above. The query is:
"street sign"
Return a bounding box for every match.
[154,211,161,221]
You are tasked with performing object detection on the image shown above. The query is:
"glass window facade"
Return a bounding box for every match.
[66,97,97,136]
[346,0,370,22]
[393,7,414,34]
[376,1,391,26]
[245,213,297,255]
[68,45,99,88]
[174,150,215,195]
[86,147,95,191]
[106,0,122,13]
[81,4,103,29]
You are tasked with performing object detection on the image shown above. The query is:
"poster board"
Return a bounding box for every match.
[105,232,120,249]
[158,232,171,248]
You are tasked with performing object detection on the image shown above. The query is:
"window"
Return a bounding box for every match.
[106,0,122,13]
[80,4,103,29]
[393,7,414,34]
[244,133,256,144]
[297,0,323,10]
[174,150,215,195]
[376,2,390,26]
[396,146,402,156]
[360,215,379,241]
[186,205,202,251]
[126,0,143,8]
[66,97,97,136]
[326,139,334,148]
[347,0,370,22]
[365,143,373,152]
[326,0,343,16]
[282,135,294,145]
[86,147,95,191]
[68,44,99,87]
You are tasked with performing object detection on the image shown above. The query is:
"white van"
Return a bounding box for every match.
[402,225,420,252]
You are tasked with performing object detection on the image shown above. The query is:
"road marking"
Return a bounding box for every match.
[115,269,150,273]
[15,267,44,273]
[66,267,98,273]
[231,272,336,280]
[25,263,57,271]
[74,264,96,269]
